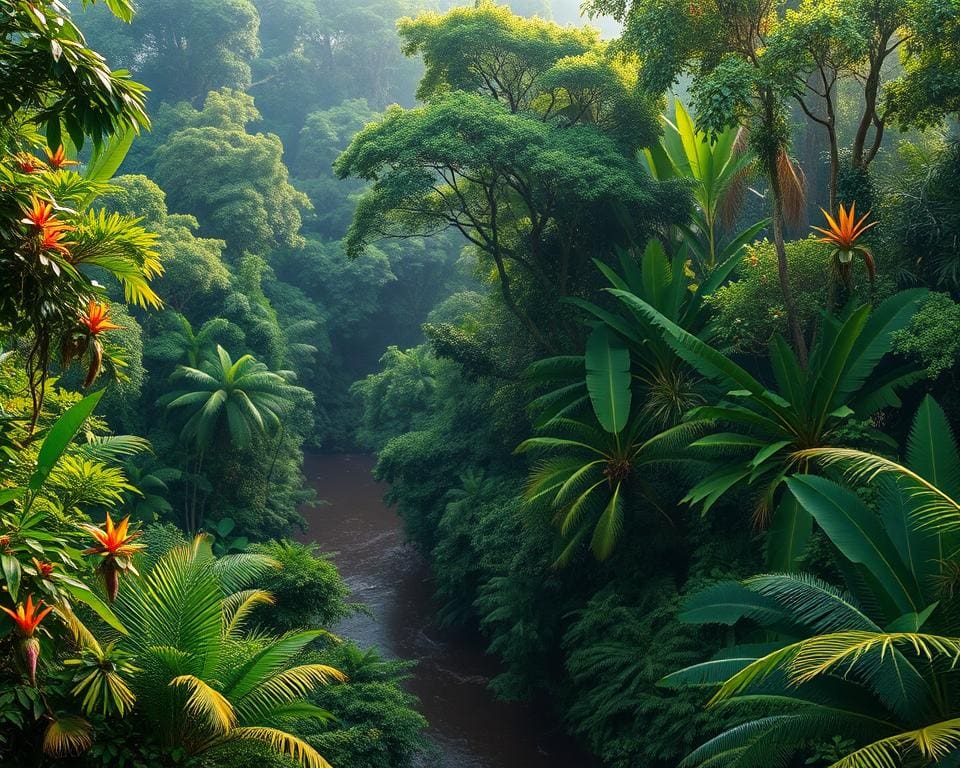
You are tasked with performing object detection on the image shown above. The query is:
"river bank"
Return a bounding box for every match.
[297,453,586,768]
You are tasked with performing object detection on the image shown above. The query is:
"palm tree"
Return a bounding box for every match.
[663,396,960,768]
[146,313,242,369]
[617,288,927,569]
[163,346,299,530]
[111,535,345,768]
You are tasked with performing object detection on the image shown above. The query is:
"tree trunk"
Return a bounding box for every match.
[766,148,809,367]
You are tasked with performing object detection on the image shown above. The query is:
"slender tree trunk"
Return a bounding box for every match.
[190,448,205,534]
[766,147,809,367]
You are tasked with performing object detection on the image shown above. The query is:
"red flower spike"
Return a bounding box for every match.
[80,300,121,336]
[14,153,41,174]
[82,513,145,602]
[44,145,79,169]
[31,558,57,578]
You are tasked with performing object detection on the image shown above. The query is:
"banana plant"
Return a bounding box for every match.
[661,396,960,768]
[615,287,928,570]
[642,99,768,271]
[526,238,735,432]
[518,325,708,562]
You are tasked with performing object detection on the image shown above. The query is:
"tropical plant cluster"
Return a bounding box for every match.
[345,2,960,767]
[0,1,429,766]
[8,0,960,767]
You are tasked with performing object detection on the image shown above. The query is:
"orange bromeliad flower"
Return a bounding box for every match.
[38,226,72,256]
[1,595,54,685]
[82,513,145,601]
[45,145,79,169]
[811,202,877,285]
[0,594,52,637]
[21,194,60,230]
[80,300,121,336]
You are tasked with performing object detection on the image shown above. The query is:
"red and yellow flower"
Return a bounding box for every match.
[80,300,121,336]
[82,513,145,601]
[1,595,54,684]
[38,226,73,256]
[811,202,877,285]
[14,153,41,174]
[31,558,58,578]
[21,195,60,230]
[44,145,78,170]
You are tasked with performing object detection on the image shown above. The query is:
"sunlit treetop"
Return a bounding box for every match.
[887,0,960,128]
[586,0,960,135]
[400,1,602,107]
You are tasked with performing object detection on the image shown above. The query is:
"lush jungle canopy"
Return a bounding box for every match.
[3,0,960,767]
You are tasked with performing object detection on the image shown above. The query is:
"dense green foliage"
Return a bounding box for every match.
[6,0,960,767]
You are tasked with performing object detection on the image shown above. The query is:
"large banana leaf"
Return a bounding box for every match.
[584,325,632,434]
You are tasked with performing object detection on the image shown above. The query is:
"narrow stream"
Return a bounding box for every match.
[297,453,586,768]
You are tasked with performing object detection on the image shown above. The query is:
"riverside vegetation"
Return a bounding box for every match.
[4,1,960,767]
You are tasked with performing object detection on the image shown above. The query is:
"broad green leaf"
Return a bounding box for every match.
[766,492,812,572]
[84,126,136,184]
[787,475,921,613]
[60,582,127,634]
[1,554,22,601]
[30,391,104,492]
[584,326,631,435]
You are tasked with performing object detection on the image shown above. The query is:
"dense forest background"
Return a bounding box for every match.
[5,0,960,766]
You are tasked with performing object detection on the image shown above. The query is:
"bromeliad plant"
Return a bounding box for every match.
[615,287,927,569]
[812,202,878,288]
[0,594,53,685]
[81,512,145,602]
[0,391,135,755]
[662,396,960,768]
[0,132,161,421]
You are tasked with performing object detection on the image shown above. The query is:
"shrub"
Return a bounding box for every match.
[249,539,354,631]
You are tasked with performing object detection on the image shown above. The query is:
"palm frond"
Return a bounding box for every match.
[229,727,332,768]
[42,715,93,757]
[797,448,960,533]
[223,589,275,637]
[170,675,236,734]
[829,718,960,768]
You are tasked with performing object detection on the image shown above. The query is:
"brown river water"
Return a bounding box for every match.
[297,453,587,768]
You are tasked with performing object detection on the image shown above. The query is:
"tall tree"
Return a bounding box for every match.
[151,90,309,255]
[586,0,811,363]
[336,2,689,350]
[79,0,261,104]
